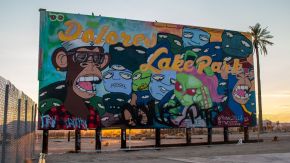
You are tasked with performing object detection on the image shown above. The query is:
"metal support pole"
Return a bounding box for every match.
[244,126,249,142]
[186,128,191,144]
[224,127,229,142]
[155,128,161,147]
[95,128,102,151]
[75,129,81,152]
[207,128,212,145]
[42,130,49,154]
[68,131,71,142]
[121,128,126,149]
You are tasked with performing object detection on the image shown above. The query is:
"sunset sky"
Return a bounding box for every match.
[0,0,289,122]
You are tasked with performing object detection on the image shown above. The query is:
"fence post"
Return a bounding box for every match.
[207,128,212,145]
[121,128,126,149]
[155,128,161,147]
[16,98,21,163]
[244,126,249,142]
[224,127,229,142]
[42,130,49,154]
[75,129,81,152]
[1,84,10,163]
[95,128,101,151]
[186,128,191,144]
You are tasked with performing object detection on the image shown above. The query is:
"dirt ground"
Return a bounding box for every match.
[37,132,290,163]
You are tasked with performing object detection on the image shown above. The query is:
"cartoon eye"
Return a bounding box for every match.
[199,35,209,41]
[158,34,168,38]
[170,78,176,85]
[186,88,197,95]
[103,72,113,79]
[55,84,65,90]
[175,81,182,92]
[49,14,57,21]
[142,95,149,99]
[215,46,221,49]
[53,103,60,106]
[40,91,47,97]
[136,49,145,54]
[104,98,110,101]
[192,48,201,52]
[241,40,251,48]
[114,46,125,51]
[120,72,132,80]
[226,32,233,37]
[41,102,46,108]
[97,103,105,109]
[112,65,125,70]
[57,14,64,21]
[183,32,193,38]
[174,40,182,46]
[152,74,164,81]
[133,73,141,80]
[74,52,87,62]
[117,98,125,102]
[204,48,209,53]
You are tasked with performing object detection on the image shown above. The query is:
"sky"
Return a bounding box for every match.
[0,0,290,122]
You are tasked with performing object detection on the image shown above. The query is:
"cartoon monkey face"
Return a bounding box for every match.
[52,46,110,99]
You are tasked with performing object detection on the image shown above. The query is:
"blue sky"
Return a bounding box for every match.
[0,0,290,120]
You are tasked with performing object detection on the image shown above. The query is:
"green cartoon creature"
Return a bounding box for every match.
[132,70,151,91]
[174,73,213,110]
[89,96,106,116]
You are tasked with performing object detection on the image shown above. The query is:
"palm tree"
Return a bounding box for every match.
[249,23,273,132]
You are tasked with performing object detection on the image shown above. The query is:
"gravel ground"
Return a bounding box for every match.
[35,132,290,163]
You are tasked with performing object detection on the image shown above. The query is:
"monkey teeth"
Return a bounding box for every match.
[76,75,100,93]
[233,85,250,100]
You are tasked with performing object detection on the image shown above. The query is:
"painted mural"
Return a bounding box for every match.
[38,10,256,130]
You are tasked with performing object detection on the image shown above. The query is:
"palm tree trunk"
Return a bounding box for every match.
[255,45,263,133]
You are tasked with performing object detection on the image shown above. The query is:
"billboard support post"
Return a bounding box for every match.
[244,126,249,142]
[186,128,191,144]
[207,128,212,144]
[42,130,49,154]
[224,127,229,142]
[68,131,70,142]
[155,129,161,147]
[95,128,102,151]
[121,129,126,149]
[75,129,81,152]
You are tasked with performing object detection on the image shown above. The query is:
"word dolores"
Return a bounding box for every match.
[140,47,241,75]
[58,20,157,48]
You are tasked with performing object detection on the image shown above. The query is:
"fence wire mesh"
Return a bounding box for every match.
[0,76,37,163]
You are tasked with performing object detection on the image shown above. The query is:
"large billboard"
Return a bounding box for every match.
[38,10,256,130]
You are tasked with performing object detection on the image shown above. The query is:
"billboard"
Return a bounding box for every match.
[38,10,256,130]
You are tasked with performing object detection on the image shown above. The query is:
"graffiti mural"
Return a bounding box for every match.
[38,10,256,130]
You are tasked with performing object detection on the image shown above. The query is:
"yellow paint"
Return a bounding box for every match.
[241,104,252,115]
[58,20,82,41]
[58,20,156,48]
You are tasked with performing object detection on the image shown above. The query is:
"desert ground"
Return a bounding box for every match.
[32,131,290,163]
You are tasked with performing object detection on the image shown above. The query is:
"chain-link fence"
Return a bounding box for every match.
[0,76,37,163]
